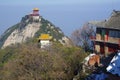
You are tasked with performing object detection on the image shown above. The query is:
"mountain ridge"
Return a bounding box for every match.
[0,10,71,48]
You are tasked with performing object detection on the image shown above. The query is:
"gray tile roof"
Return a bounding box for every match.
[89,10,120,30]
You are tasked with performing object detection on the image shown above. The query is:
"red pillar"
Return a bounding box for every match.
[106,30,109,41]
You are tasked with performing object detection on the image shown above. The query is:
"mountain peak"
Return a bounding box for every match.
[0,8,71,48]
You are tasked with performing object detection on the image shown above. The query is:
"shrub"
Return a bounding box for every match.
[0,43,87,80]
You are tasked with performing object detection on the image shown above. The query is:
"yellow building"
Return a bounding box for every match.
[38,34,52,48]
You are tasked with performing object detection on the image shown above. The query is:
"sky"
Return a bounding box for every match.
[0,0,120,36]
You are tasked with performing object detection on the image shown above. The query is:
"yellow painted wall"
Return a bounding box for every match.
[96,34,101,41]
[105,46,108,55]
[95,44,100,53]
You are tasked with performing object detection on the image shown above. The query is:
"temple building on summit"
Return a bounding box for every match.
[90,10,120,55]
[29,8,40,21]
[30,8,39,16]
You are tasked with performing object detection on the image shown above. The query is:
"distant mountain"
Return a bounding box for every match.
[0,8,71,48]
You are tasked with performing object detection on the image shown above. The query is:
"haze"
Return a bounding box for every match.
[0,0,120,36]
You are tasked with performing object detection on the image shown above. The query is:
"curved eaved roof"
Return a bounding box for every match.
[89,10,120,30]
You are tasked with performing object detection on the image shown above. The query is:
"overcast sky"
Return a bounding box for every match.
[0,0,120,36]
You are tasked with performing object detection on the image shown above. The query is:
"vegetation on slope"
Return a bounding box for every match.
[35,17,64,40]
[0,23,19,48]
[0,16,65,48]
[0,42,88,80]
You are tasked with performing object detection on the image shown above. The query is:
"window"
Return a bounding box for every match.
[96,28,101,34]
[101,29,105,40]
[109,30,120,38]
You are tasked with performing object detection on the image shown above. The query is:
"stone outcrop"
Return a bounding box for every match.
[2,23,41,48]
[0,11,72,48]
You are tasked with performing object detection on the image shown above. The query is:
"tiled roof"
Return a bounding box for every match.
[39,34,52,40]
[33,8,39,11]
[89,10,120,30]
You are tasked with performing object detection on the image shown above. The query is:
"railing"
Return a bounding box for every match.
[95,34,120,44]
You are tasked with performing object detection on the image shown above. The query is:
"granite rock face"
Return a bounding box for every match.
[0,14,72,48]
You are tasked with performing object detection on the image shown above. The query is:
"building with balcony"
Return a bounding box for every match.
[90,10,120,55]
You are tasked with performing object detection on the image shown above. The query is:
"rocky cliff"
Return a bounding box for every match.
[0,10,71,48]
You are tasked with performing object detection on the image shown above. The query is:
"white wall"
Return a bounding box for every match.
[40,40,50,48]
